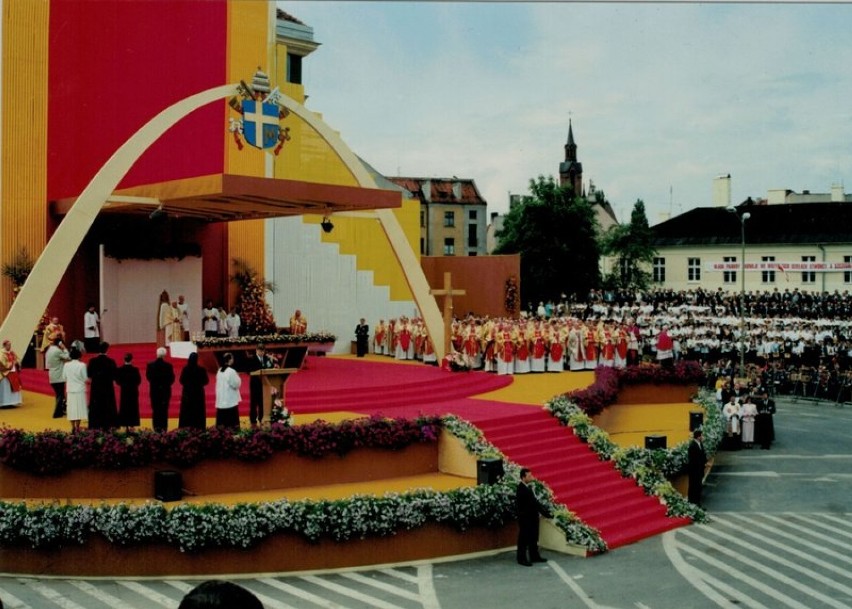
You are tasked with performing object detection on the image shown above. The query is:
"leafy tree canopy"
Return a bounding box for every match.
[494,176,600,305]
[600,199,656,291]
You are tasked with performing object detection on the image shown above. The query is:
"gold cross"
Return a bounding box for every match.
[430,272,466,357]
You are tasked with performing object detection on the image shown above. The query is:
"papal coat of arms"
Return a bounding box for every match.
[228,67,291,155]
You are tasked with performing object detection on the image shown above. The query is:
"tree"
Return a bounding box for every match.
[231,258,277,335]
[495,176,600,305]
[600,199,656,291]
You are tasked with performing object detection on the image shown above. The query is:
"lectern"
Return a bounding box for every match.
[249,367,299,421]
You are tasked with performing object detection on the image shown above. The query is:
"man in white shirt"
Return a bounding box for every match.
[83,304,100,353]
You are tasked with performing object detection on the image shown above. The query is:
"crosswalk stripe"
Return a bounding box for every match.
[721,515,852,581]
[663,530,774,609]
[67,581,140,609]
[0,586,32,609]
[116,581,177,607]
[378,569,419,585]
[340,572,420,601]
[301,575,408,609]
[770,513,852,549]
[676,537,814,609]
[258,577,350,609]
[27,582,89,609]
[680,526,852,609]
[728,514,852,571]
[688,562,772,609]
[417,564,441,609]
[799,513,852,540]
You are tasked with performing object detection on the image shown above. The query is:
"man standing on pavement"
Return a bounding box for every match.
[516,468,551,566]
[146,347,175,432]
[688,428,708,506]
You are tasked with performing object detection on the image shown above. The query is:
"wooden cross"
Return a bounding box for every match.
[430,272,466,357]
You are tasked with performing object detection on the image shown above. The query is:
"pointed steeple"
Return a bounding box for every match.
[564,119,577,163]
[559,118,582,196]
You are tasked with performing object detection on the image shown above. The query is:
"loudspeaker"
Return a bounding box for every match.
[689,411,704,431]
[477,458,504,485]
[154,470,183,502]
[644,435,667,450]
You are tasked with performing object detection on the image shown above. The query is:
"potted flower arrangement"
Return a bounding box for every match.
[269,388,291,426]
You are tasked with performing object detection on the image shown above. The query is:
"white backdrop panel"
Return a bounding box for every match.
[266,217,416,353]
[101,255,203,345]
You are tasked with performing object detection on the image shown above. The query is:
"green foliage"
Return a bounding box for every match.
[1,246,34,287]
[495,176,601,303]
[601,199,656,291]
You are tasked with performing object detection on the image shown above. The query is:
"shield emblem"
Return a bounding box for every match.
[242,100,280,149]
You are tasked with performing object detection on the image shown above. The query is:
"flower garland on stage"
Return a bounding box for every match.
[194,332,336,349]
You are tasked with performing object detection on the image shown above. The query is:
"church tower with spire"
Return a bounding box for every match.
[559,119,584,197]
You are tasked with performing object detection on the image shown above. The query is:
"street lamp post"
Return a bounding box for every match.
[730,210,751,379]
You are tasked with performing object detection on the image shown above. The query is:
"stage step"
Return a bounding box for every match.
[479,409,692,549]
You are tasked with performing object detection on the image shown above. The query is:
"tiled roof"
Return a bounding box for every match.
[276,9,304,25]
[652,203,852,246]
[386,177,487,205]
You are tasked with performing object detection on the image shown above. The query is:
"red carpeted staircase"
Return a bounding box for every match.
[475,408,692,550]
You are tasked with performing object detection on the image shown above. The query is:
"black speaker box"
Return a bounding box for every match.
[154,470,183,502]
[477,458,504,485]
[644,435,667,450]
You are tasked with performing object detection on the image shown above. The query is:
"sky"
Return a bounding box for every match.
[282,1,852,225]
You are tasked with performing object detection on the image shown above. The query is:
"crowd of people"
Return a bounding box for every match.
[364,287,852,394]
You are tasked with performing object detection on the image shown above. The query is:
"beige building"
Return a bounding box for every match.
[650,194,852,293]
[387,177,488,256]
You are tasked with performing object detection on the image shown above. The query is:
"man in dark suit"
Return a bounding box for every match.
[354,318,370,357]
[87,341,118,430]
[146,347,175,433]
[516,468,552,566]
[688,429,708,506]
[245,344,273,426]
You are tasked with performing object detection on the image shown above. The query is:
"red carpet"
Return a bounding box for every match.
[21,345,516,421]
[21,343,691,549]
[475,409,691,550]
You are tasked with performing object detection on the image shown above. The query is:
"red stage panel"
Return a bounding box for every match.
[47,0,228,201]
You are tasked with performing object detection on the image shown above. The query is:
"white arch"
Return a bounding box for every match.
[0,85,444,359]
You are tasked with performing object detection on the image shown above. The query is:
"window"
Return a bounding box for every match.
[723,256,737,284]
[652,257,665,283]
[420,238,425,255]
[687,257,701,282]
[420,210,425,228]
[468,224,478,248]
[286,53,303,85]
[469,210,477,221]
[845,255,852,284]
[762,256,776,284]
[444,211,455,227]
[801,255,816,284]
[443,238,455,255]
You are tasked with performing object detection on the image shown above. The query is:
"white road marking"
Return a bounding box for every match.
[0,585,31,609]
[378,568,419,584]
[726,514,852,570]
[301,575,408,609]
[703,520,852,596]
[258,577,348,609]
[68,580,141,609]
[340,572,420,601]
[548,560,619,609]
[116,581,177,607]
[680,526,851,609]
[26,582,89,609]
[676,538,812,609]
[662,531,752,609]
[417,564,442,609]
